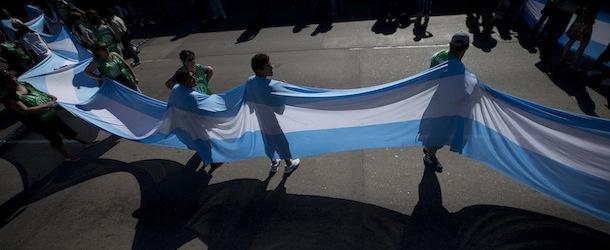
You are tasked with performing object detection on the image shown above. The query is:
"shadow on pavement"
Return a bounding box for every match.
[62,0,469,43]
[1,142,609,248]
[131,161,610,249]
[535,57,600,117]
[0,109,20,133]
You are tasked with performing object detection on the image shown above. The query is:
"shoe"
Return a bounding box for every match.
[601,79,610,87]
[285,158,300,174]
[65,156,81,162]
[84,140,100,149]
[423,149,443,172]
[270,159,281,173]
[130,61,141,67]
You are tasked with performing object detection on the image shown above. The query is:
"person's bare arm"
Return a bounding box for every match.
[116,53,139,84]
[206,66,214,83]
[84,60,102,80]
[165,78,177,89]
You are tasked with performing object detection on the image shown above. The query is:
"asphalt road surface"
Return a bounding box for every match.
[1,1,609,249]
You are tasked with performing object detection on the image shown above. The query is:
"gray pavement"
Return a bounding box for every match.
[1,2,610,249]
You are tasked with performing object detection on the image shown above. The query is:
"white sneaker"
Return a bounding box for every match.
[284,158,300,174]
[270,159,280,172]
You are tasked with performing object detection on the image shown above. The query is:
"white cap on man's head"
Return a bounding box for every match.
[450,30,470,47]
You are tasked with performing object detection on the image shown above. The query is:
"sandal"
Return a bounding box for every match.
[84,140,100,149]
[65,156,81,162]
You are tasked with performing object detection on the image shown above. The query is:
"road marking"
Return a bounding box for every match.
[350,44,447,50]
[1,140,80,144]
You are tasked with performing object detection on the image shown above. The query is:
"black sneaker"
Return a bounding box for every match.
[423,148,443,172]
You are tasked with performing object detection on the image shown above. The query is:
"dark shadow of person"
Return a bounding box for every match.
[0,134,122,227]
[535,60,598,116]
[236,24,262,44]
[130,154,215,250]
[311,15,334,36]
[413,16,432,41]
[372,17,399,35]
[514,23,539,54]
[131,167,281,250]
[472,30,497,53]
[400,165,455,249]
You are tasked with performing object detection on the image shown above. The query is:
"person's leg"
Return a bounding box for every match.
[215,0,226,18]
[559,38,577,64]
[424,146,437,158]
[425,0,432,17]
[51,117,99,147]
[417,0,424,16]
[208,0,220,18]
[530,14,548,39]
[570,40,590,71]
[423,145,442,172]
[270,158,280,172]
[38,124,79,161]
[121,32,140,64]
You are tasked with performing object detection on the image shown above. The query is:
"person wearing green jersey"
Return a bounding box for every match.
[69,11,94,49]
[0,31,34,74]
[0,70,99,162]
[423,30,470,172]
[164,50,215,95]
[85,41,141,92]
[90,14,121,56]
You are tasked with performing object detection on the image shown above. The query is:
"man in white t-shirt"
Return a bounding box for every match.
[14,20,51,63]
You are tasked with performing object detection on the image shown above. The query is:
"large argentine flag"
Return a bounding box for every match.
[17,29,610,222]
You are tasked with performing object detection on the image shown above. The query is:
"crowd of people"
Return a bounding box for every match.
[0,0,142,162]
[1,0,609,169]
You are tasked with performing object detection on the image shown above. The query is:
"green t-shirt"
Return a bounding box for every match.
[0,42,31,61]
[429,49,459,68]
[95,52,133,82]
[92,25,119,53]
[15,82,58,121]
[172,64,212,95]
[71,23,93,47]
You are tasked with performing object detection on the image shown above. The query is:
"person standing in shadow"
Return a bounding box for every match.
[558,1,601,73]
[530,0,560,41]
[539,0,578,57]
[168,68,224,169]
[247,53,300,174]
[420,31,470,173]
